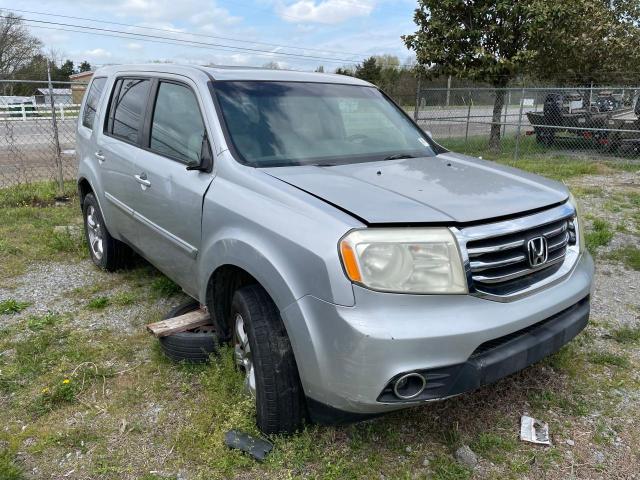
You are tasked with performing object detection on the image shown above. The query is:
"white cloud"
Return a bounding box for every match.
[278,0,375,24]
[126,42,144,50]
[84,48,113,59]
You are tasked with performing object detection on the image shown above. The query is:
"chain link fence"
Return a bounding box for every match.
[0,80,87,189]
[412,86,640,162]
[2,80,640,189]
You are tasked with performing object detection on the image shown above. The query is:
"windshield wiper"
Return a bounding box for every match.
[310,162,338,167]
[383,153,416,160]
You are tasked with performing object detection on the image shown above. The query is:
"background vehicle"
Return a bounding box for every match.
[77,65,594,434]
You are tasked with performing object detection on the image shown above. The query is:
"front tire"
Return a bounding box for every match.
[231,285,306,434]
[82,193,131,271]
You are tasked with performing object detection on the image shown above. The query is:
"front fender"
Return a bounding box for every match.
[197,234,299,312]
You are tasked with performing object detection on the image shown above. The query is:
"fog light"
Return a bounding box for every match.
[393,373,426,399]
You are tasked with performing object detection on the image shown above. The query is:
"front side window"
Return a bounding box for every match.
[150,82,205,164]
[214,81,436,167]
[109,78,150,143]
[81,77,106,129]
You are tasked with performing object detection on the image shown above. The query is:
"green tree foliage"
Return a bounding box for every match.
[354,56,382,84]
[335,56,418,106]
[403,0,640,150]
[78,61,91,72]
[334,66,354,76]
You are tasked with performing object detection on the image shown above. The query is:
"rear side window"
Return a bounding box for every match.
[81,77,106,129]
[150,82,205,164]
[108,78,151,143]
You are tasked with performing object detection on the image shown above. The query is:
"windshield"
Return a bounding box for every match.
[213,81,436,167]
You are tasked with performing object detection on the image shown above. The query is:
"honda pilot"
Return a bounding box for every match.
[76,64,594,434]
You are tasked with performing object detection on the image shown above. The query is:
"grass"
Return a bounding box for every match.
[27,312,62,331]
[0,299,30,315]
[439,136,640,181]
[610,325,640,344]
[588,352,630,368]
[0,184,84,281]
[606,245,640,270]
[0,180,76,208]
[151,275,181,297]
[87,296,110,310]
[585,218,614,253]
[0,450,24,480]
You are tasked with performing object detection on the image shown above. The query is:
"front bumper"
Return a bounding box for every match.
[281,252,594,419]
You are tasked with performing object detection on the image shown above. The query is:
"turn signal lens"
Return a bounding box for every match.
[340,241,362,282]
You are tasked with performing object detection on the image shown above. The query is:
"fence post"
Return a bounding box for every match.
[414,75,421,122]
[47,61,65,197]
[502,90,510,137]
[514,87,526,161]
[464,90,472,146]
[60,104,65,120]
[21,104,26,121]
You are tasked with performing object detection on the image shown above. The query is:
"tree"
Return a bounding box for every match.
[58,59,74,79]
[403,0,640,151]
[0,11,42,83]
[403,1,541,150]
[355,56,382,85]
[315,65,324,73]
[528,1,640,85]
[78,61,92,72]
[334,66,354,76]
[262,61,280,69]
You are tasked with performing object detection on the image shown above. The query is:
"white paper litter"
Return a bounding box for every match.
[520,415,551,445]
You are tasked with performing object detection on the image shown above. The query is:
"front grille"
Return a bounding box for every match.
[464,214,575,296]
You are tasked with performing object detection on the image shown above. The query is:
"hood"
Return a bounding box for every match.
[262,153,569,224]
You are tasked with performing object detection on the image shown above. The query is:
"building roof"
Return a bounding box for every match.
[69,71,94,80]
[93,64,373,86]
[35,88,72,95]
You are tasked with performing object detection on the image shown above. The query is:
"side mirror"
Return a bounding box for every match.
[186,134,213,172]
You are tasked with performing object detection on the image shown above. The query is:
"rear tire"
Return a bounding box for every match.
[82,193,132,271]
[231,285,306,434]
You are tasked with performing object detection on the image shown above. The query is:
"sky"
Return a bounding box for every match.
[0,0,419,72]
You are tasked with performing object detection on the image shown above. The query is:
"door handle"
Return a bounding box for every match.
[134,173,151,188]
[94,151,105,163]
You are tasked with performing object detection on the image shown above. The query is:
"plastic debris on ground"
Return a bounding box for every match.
[520,415,551,445]
[224,430,273,462]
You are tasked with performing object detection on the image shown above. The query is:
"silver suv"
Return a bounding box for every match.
[76,64,594,434]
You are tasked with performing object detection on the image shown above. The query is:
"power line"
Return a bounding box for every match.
[20,23,358,67]
[5,15,363,64]
[7,7,367,59]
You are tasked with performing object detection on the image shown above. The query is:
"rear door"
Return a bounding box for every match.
[97,77,152,244]
[126,76,214,292]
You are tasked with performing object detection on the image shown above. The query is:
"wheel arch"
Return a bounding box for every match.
[199,239,300,342]
[77,176,93,208]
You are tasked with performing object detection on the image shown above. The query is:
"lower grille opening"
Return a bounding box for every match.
[470,295,589,358]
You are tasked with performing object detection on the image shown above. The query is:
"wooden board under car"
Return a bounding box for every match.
[146,308,210,337]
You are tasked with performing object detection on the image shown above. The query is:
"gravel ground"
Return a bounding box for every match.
[0,260,187,333]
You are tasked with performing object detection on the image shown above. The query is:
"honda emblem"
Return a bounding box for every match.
[527,236,548,267]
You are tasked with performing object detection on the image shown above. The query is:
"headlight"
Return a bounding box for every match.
[568,193,585,253]
[339,228,468,294]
